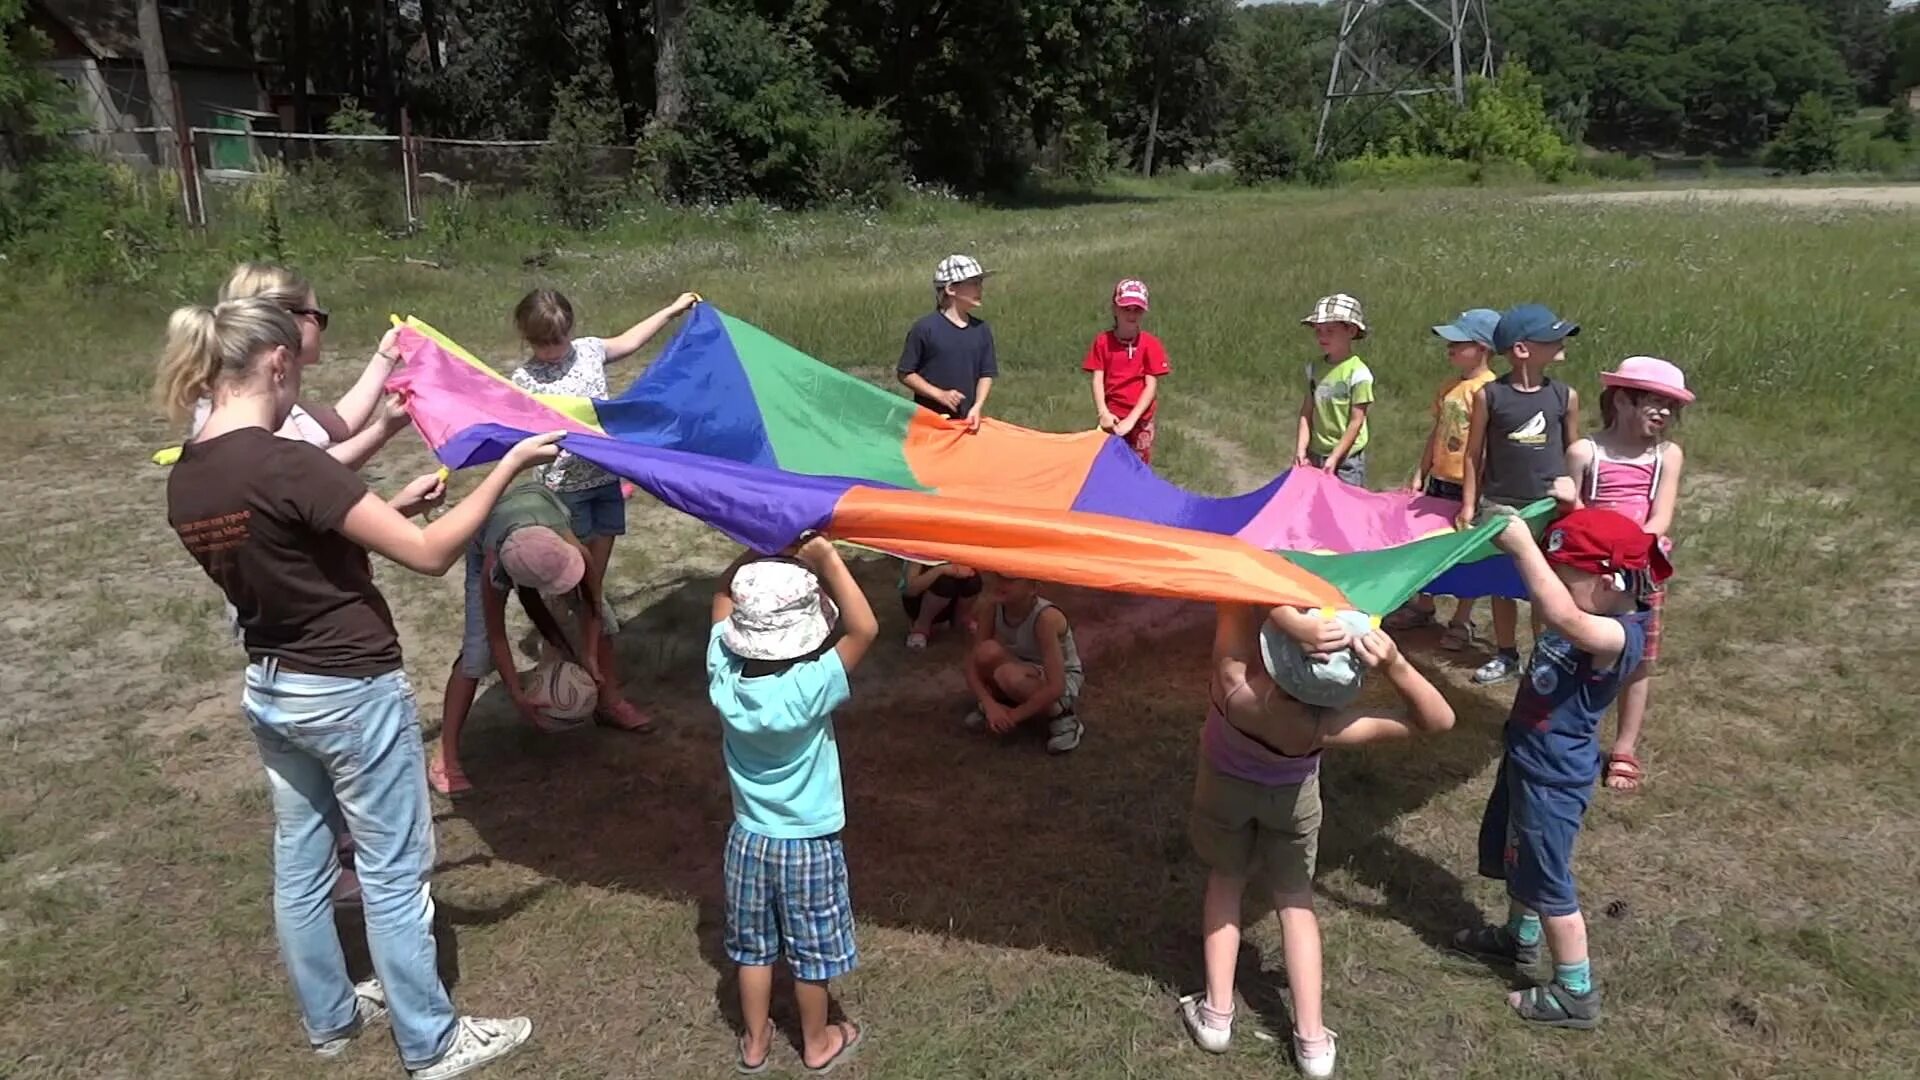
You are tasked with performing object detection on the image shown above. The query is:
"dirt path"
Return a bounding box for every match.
[1542,184,1920,209]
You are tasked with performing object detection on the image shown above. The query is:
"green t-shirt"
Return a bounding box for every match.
[1306,355,1375,456]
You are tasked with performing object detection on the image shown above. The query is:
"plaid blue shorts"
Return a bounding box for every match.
[723,823,858,982]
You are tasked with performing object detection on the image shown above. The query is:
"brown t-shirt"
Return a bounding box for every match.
[167,427,402,676]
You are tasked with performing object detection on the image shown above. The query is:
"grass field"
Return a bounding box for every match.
[2,182,1918,1079]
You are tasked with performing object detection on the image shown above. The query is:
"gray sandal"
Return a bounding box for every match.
[1510,982,1601,1029]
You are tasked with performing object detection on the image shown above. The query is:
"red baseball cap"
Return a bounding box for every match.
[1544,508,1672,584]
[1114,279,1150,310]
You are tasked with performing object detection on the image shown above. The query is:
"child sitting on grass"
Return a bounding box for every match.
[1567,357,1692,793]
[1388,308,1502,648]
[1460,303,1582,684]
[1294,293,1373,486]
[1182,605,1454,1076]
[1454,509,1665,1029]
[900,558,982,651]
[1084,278,1170,463]
[709,534,877,1074]
[963,575,1085,754]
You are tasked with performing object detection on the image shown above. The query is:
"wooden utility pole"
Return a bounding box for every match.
[136,0,181,167]
[652,0,690,130]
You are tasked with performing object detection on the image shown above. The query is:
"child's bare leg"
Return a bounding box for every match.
[434,662,479,793]
[1412,593,1437,616]
[913,594,951,635]
[1492,598,1519,651]
[969,641,1016,703]
[1607,666,1652,789]
[584,534,615,597]
[991,662,1059,722]
[795,978,856,1069]
[1276,893,1326,1040]
[737,964,774,1067]
[1201,871,1245,1016]
[1448,598,1475,629]
[593,629,653,731]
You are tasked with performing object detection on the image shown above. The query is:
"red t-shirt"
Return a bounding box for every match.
[1081,329,1170,418]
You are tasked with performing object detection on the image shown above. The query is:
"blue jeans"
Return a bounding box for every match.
[246,662,456,1068]
[557,482,626,539]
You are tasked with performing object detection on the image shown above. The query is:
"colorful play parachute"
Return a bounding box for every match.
[388,304,1539,613]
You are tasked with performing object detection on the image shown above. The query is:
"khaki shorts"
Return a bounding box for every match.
[1188,757,1322,897]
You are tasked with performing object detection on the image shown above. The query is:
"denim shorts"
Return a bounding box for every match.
[558,482,626,539]
[1308,450,1368,487]
[1476,756,1591,917]
[723,822,858,981]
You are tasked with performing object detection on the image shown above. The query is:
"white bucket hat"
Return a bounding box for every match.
[1302,293,1368,338]
[723,560,839,662]
[1258,609,1379,709]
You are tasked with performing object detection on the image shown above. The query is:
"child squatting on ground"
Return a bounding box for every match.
[709,535,878,1074]
[1386,307,1502,648]
[899,558,982,651]
[1084,278,1170,463]
[1295,293,1374,486]
[1459,303,1583,686]
[1567,357,1693,792]
[1455,508,1667,1029]
[963,574,1086,754]
[1181,605,1454,1076]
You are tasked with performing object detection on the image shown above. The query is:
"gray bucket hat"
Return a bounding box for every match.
[1258,609,1378,709]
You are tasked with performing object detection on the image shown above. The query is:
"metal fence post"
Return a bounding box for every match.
[401,106,421,230]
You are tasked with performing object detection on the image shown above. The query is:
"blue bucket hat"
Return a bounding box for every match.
[1493,304,1580,353]
[1258,609,1380,709]
[1432,308,1501,349]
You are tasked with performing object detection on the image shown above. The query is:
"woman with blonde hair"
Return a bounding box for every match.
[159,296,561,1079]
[193,262,411,471]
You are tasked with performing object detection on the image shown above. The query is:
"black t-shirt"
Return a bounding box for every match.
[896,311,998,418]
[167,428,402,676]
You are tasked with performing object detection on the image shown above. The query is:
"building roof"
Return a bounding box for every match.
[32,1,257,70]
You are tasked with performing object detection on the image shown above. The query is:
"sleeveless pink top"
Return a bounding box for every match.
[1583,439,1662,528]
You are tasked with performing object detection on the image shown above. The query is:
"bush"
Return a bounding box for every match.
[1402,63,1579,181]
[1881,101,1914,144]
[1839,135,1912,175]
[1765,92,1843,174]
[533,76,627,229]
[1580,152,1655,181]
[648,5,901,209]
[1333,152,1477,187]
[1230,112,1310,184]
[0,155,174,284]
[1053,116,1116,189]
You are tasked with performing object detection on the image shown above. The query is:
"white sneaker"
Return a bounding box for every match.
[312,979,388,1057]
[410,1016,533,1079]
[1295,1029,1338,1077]
[1472,653,1521,685]
[1046,714,1083,754]
[1178,993,1233,1053]
[962,707,987,733]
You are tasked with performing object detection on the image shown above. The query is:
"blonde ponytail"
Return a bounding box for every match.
[219,262,313,310]
[154,298,303,424]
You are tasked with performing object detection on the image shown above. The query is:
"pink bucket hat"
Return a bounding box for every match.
[1113,279,1150,310]
[498,526,586,594]
[1600,356,1694,404]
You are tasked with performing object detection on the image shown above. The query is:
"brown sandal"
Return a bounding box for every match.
[1604,752,1643,792]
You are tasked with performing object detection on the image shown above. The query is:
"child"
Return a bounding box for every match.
[1294,294,1373,486]
[1084,278,1171,462]
[963,575,1084,754]
[900,558,982,651]
[1388,308,1502,647]
[898,255,998,432]
[1460,303,1582,684]
[1455,509,1666,1029]
[709,534,878,1074]
[1566,357,1691,793]
[431,479,653,795]
[1181,606,1454,1076]
[511,288,701,623]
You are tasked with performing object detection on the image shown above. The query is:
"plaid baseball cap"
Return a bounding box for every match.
[722,559,840,662]
[1493,303,1580,353]
[934,254,992,287]
[1301,293,1368,338]
[1259,608,1380,709]
[1544,508,1673,585]
[1432,308,1501,349]
[1113,278,1150,310]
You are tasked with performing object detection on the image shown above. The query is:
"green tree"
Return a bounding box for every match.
[0,0,78,162]
[1891,7,1920,97]
[1879,98,1913,143]
[1765,90,1843,172]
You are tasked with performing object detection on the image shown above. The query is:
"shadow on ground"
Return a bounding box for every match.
[430,555,1510,1047]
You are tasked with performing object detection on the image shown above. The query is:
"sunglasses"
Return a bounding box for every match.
[288,306,330,332]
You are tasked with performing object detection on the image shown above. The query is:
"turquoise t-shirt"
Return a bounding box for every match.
[706,624,851,839]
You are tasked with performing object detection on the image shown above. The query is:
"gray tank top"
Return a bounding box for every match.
[1481,375,1571,503]
[995,598,1084,694]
